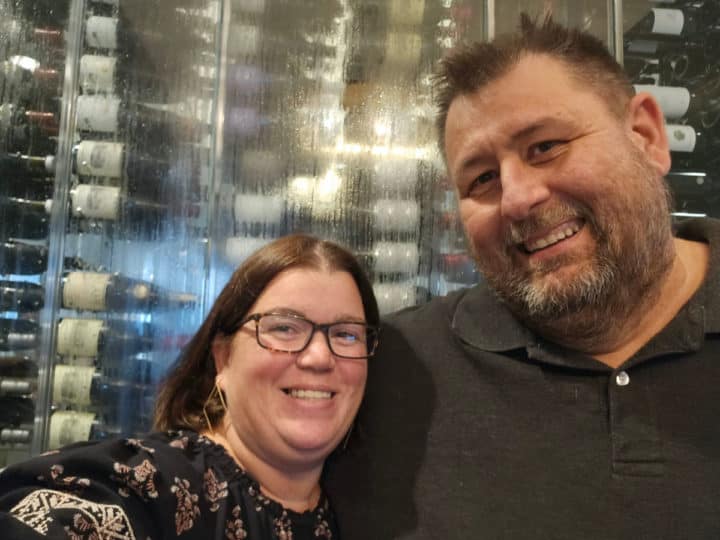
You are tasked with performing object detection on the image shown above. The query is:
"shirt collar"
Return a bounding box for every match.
[449,218,720,363]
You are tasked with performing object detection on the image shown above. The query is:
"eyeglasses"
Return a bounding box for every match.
[239,313,379,359]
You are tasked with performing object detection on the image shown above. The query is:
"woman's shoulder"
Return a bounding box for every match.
[0,429,227,539]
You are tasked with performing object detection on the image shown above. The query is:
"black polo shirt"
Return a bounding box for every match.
[325,218,720,540]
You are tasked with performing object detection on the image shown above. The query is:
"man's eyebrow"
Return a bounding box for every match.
[456,117,567,176]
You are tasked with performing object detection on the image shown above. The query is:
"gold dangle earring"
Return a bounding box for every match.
[203,380,228,433]
[341,422,354,451]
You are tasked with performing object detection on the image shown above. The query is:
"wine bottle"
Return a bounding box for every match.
[0,102,59,155]
[624,6,717,38]
[226,21,336,64]
[75,95,191,142]
[0,395,34,427]
[79,54,170,101]
[0,241,47,275]
[55,318,154,359]
[625,38,717,84]
[634,83,720,121]
[372,281,417,314]
[0,280,44,312]
[624,55,666,85]
[0,318,39,351]
[48,410,123,449]
[372,199,419,232]
[665,123,720,169]
[372,242,420,275]
[0,56,61,105]
[0,355,38,378]
[1,169,54,199]
[52,364,152,407]
[71,140,169,179]
[0,151,54,178]
[67,184,180,229]
[0,377,36,397]
[0,243,87,276]
[84,15,211,66]
[62,271,196,312]
[0,196,50,240]
[18,0,118,25]
[0,353,38,379]
[0,426,31,444]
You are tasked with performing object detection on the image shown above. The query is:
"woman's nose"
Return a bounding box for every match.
[295,330,335,371]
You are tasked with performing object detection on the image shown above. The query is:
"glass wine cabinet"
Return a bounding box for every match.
[0,0,715,465]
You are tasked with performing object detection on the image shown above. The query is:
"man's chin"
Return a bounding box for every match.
[504,264,611,319]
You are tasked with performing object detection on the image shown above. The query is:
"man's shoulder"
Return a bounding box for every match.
[383,287,472,328]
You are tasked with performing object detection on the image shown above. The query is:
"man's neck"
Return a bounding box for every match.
[588,237,709,367]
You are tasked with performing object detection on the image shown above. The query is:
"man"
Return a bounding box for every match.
[325,14,720,540]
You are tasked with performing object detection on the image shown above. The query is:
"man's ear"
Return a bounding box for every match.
[627,92,671,176]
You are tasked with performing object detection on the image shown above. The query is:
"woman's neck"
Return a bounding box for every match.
[202,427,323,513]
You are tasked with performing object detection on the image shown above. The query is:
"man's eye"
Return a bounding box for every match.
[467,170,498,193]
[529,140,563,159]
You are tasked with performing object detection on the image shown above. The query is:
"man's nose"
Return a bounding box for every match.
[296,330,335,371]
[499,158,552,221]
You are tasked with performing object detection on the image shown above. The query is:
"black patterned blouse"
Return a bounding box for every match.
[0,430,338,539]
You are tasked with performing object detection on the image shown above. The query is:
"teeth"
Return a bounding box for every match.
[288,389,333,400]
[525,224,580,253]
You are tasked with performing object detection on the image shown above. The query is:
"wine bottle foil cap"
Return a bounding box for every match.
[6,332,38,350]
[0,427,31,443]
[372,242,420,274]
[0,379,33,394]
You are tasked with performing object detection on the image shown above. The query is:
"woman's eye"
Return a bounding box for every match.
[268,324,298,334]
[335,332,358,342]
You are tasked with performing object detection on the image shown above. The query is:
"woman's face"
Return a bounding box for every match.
[213,267,369,470]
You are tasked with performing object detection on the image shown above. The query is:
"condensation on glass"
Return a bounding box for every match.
[8,0,706,465]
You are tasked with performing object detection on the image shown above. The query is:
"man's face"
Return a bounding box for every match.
[444,54,673,322]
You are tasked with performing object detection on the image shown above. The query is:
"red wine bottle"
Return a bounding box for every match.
[0,280,44,312]
[0,196,50,240]
[0,318,39,351]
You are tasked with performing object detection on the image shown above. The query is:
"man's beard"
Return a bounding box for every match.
[474,146,675,350]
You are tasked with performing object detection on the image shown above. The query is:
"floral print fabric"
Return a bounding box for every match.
[0,431,338,540]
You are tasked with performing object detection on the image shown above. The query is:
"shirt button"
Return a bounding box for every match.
[615,371,630,386]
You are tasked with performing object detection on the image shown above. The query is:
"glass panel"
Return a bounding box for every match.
[0,0,221,464]
[495,0,611,43]
[0,0,634,463]
[218,0,483,314]
[622,0,720,219]
[0,0,74,466]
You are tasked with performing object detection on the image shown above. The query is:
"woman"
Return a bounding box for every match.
[0,234,380,539]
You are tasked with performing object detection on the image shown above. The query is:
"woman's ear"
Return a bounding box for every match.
[627,92,671,176]
[211,338,230,385]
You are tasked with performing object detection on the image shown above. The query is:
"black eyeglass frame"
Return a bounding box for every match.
[238,312,379,359]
